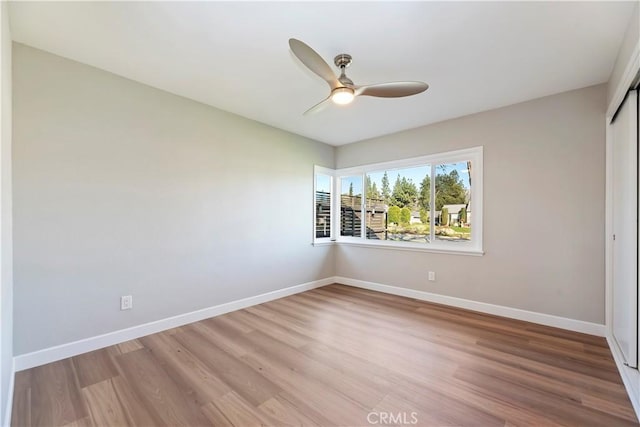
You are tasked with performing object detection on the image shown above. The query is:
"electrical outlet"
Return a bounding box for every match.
[428,271,436,281]
[120,295,133,310]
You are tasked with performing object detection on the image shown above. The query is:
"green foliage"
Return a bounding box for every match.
[435,168,467,210]
[458,207,467,224]
[366,176,380,201]
[400,207,411,225]
[381,172,391,204]
[419,208,429,224]
[349,182,354,197]
[419,174,430,211]
[440,207,449,226]
[408,223,430,234]
[391,175,418,208]
[388,205,401,224]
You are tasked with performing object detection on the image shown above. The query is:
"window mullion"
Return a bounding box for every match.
[430,164,436,243]
[361,172,366,239]
[332,175,340,241]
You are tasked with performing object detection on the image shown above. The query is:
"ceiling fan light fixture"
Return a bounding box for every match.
[331,87,355,105]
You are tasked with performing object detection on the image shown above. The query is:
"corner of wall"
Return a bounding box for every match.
[0,1,14,424]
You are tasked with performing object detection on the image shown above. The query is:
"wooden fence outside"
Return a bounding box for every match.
[316,192,387,240]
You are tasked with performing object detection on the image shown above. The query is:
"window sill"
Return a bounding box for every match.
[313,238,483,256]
[312,240,335,247]
[339,240,484,256]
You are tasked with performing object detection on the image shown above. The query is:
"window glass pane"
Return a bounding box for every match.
[364,173,386,240]
[435,161,472,242]
[315,174,331,239]
[340,176,362,237]
[366,166,430,242]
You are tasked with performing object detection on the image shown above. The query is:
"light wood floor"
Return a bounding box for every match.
[11,284,638,426]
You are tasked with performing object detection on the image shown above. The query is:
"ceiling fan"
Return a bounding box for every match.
[289,38,429,115]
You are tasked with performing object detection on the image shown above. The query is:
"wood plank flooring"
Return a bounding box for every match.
[11,284,638,426]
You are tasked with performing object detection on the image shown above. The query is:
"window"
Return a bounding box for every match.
[434,162,472,243]
[365,165,431,243]
[314,147,483,254]
[339,175,362,237]
[314,166,333,242]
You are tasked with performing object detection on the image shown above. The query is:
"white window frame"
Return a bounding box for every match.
[336,174,365,243]
[313,165,336,245]
[314,146,483,255]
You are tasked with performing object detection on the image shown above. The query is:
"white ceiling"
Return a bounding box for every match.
[8,1,636,146]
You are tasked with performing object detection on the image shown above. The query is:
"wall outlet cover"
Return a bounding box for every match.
[120,295,133,310]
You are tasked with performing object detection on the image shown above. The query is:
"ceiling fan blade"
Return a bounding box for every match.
[289,38,340,90]
[303,96,331,116]
[355,81,429,98]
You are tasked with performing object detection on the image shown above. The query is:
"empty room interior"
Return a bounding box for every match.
[1,1,640,426]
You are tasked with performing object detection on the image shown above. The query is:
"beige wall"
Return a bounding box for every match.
[336,85,606,324]
[0,2,12,423]
[12,44,334,355]
[607,1,639,109]
[11,39,611,358]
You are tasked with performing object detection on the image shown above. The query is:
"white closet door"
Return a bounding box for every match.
[612,90,638,368]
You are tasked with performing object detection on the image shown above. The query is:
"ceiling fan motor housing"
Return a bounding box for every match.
[334,54,354,86]
[334,53,352,68]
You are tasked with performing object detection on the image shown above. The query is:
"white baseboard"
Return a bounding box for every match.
[2,359,14,427]
[13,277,334,371]
[334,277,606,337]
[14,275,607,372]
[606,334,640,420]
